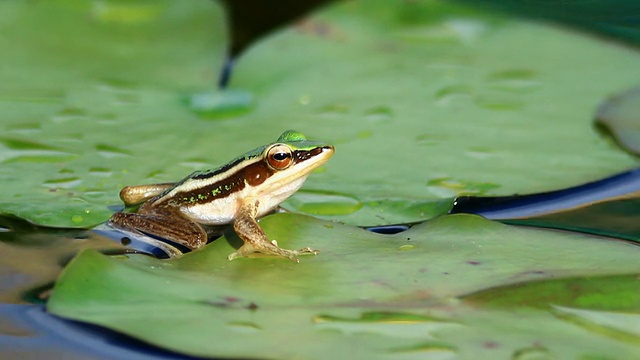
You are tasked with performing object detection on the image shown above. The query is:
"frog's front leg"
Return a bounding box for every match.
[108,207,208,250]
[229,198,319,262]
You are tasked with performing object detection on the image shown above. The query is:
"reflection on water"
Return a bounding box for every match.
[0,216,123,304]
[451,168,640,244]
[0,304,194,360]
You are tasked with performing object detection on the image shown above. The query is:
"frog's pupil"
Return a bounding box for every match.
[274,152,289,161]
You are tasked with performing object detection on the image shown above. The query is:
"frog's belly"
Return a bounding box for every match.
[177,176,306,225]
[179,197,239,225]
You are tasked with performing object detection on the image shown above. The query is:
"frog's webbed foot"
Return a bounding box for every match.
[228,240,319,263]
[230,200,319,262]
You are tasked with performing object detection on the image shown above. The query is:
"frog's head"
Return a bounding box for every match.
[245,130,334,200]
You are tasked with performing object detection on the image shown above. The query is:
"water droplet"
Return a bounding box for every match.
[435,85,472,105]
[52,107,88,122]
[145,169,165,179]
[1,154,77,164]
[91,1,163,24]
[115,92,140,105]
[5,122,41,134]
[0,137,74,163]
[416,133,446,146]
[71,215,84,224]
[297,94,311,106]
[227,321,262,333]
[475,96,524,111]
[58,107,87,116]
[488,69,537,80]
[313,311,459,340]
[389,342,457,356]
[318,103,349,116]
[184,90,254,119]
[314,311,444,324]
[284,191,362,215]
[82,191,107,199]
[427,177,500,196]
[426,186,458,198]
[0,89,65,103]
[444,18,487,42]
[96,144,132,158]
[398,18,486,44]
[364,106,393,122]
[0,137,59,151]
[95,113,117,125]
[486,69,540,92]
[512,346,554,360]
[89,167,113,177]
[43,177,82,189]
[464,147,493,159]
[99,78,136,92]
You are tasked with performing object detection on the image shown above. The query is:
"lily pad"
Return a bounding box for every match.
[1,0,639,227]
[47,214,640,358]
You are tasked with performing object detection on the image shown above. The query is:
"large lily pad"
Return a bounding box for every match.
[47,214,640,358]
[0,0,639,227]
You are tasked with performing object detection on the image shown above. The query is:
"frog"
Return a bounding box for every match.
[108,130,334,262]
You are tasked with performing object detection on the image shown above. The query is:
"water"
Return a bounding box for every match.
[450,168,640,243]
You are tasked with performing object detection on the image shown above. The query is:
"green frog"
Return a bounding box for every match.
[108,130,334,262]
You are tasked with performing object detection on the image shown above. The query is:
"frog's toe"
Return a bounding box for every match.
[227,242,318,262]
[295,247,320,256]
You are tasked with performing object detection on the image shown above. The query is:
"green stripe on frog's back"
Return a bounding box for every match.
[190,143,267,181]
[154,152,267,206]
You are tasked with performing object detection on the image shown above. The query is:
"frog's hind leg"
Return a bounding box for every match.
[108,211,208,251]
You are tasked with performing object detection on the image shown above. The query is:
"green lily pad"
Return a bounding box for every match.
[1,0,639,227]
[47,214,640,358]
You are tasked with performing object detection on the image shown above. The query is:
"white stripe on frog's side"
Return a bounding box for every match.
[154,155,263,205]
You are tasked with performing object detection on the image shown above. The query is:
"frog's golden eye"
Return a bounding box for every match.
[266,144,293,170]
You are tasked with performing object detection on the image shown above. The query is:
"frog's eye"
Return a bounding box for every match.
[266,144,293,170]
